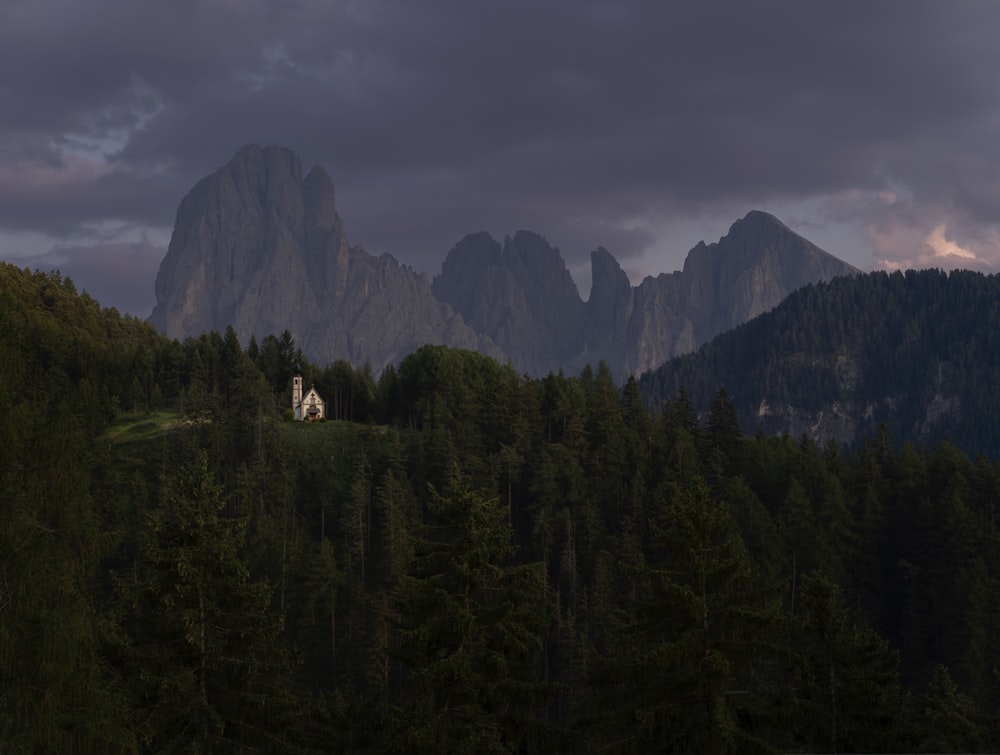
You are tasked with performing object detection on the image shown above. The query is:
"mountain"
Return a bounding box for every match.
[149,144,500,370]
[151,145,858,376]
[639,268,1000,457]
[591,210,861,376]
[431,230,589,375]
[433,209,859,376]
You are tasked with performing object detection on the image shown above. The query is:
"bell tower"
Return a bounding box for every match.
[292,371,303,420]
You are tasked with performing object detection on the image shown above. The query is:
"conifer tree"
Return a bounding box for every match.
[392,470,551,753]
[587,477,781,753]
[116,450,295,752]
[791,572,906,754]
[915,664,992,753]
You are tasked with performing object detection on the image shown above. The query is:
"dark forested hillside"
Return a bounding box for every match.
[640,268,1000,457]
[3,261,999,752]
[0,264,178,750]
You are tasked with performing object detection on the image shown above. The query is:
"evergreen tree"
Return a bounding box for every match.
[914,665,992,753]
[116,450,295,752]
[587,477,781,753]
[791,572,907,754]
[392,470,552,753]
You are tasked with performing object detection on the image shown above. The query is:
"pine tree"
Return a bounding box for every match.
[587,477,781,753]
[791,572,906,754]
[915,664,992,753]
[391,470,552,752]
[116,450,295,752]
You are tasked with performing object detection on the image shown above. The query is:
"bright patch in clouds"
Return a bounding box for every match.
[870,213,1000,272]
[926,224,977,261]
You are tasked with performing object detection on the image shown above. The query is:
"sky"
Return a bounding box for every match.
[2,0,1000,317]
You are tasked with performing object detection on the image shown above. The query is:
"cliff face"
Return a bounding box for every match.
[610,210,859,377]
[432,230,589,375]
[150,145,500,370]
[431,212,857,377]
[151,145,858,377]
[149,145,322,340]
[680,210,858,342]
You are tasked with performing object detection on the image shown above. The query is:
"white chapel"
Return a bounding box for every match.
[292,373,325,421]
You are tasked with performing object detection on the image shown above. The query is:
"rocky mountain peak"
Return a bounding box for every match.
[704,209,856,273]
[149,144,312,340]
[149,144,498,369]
[228,144,306,228]
[587,246,631,325]
[680,209,859,342]
[730,208,787,232]
[431,231,502,309]
[151,146,860,380]
[504,231,575,289]
[432,229,588,372]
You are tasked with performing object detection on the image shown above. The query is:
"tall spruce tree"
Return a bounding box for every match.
[391,470,552,753]
[586,477,781,753]
[116,450,295,752]
[791,572,906,753]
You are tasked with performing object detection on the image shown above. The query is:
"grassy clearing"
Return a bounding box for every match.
[102,412,381,449]
[100,409,187,445]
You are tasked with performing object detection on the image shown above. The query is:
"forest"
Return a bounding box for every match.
[2,261,999,753]
[641,268,1000,457]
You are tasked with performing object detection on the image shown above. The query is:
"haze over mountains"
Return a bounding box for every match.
[150,144,858,377]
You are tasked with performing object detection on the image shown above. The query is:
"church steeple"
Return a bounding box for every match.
[292,370,303,420]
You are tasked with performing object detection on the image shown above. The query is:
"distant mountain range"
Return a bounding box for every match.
[149,144,858,377]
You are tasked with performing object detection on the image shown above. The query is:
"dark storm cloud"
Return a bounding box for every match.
[2,0,1000,305]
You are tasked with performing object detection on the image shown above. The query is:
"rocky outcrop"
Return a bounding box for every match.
[432,212,857,377]
[604,211,859,377]
[586,247,632,335]
[151,145,858,377]
[618,273,695,378]
[150,144,500,370]
[432,231,588,375]
[680,210,858,343]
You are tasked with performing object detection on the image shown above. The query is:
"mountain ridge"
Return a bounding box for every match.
[638,267,1000,457]
[150,144,859,376]
[149,144,501,370]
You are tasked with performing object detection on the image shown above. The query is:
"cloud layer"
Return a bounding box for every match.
[2,0,1000,314]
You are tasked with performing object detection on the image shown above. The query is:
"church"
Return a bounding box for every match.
[292,373,325,421]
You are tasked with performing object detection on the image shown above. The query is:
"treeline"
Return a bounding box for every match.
[640,268,1000,457]
[2,262,1000,752]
